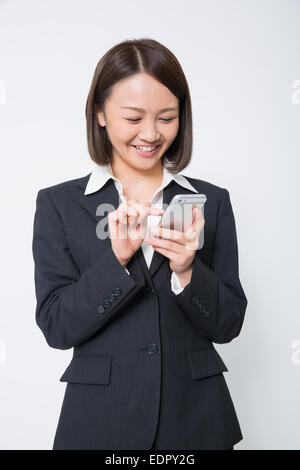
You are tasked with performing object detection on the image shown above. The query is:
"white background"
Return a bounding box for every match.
[0,0,299,450]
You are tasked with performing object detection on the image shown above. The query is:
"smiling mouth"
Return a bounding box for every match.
[132,145,160,149]
[131,145,161,157]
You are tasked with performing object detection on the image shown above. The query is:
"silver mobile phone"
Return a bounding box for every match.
[158,194,207,250]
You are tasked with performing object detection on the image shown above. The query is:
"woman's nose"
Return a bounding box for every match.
[138,121,160,141]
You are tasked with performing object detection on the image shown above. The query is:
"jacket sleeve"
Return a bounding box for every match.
[32,188,145,350]
[165,188,248,344]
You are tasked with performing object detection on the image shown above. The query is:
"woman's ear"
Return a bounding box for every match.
[94,104,106,127]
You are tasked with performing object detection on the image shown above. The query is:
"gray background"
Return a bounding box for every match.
[0,0,299,450]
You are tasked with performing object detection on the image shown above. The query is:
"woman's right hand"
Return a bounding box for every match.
[108,199,164,268]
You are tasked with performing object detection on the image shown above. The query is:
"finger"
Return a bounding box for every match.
[152,246,178,262]
[131,202,164,228]
[127,208,140,233]
[127,200,145,221]
[139,204,152,235]
[118,203,129,239]
[178,206,201,241]
[145,235,183,254]
[127,203,139,221]
[149,226,186,244]
[148,207,165,216]
[127,201,148,239]
[126,201,164,240]
[127,200,164,217]
[108,210,118,240]
[127,199,142,225]
[184,208,204,248]
[195,207,205,234]
[189,206,204,233]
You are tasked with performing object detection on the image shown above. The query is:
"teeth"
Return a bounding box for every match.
[135,146,157,151]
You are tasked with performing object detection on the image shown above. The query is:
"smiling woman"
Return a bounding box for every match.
[32,37,247,451]
[85,39,192,174]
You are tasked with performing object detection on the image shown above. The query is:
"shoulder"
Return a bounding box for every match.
[180,176,235,227]
[181,175,229,202]
[37,173,90,197]
[35,173,91,207]
[34,173,91,220]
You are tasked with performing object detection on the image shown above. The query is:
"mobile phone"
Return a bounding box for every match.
[158,193,207,249]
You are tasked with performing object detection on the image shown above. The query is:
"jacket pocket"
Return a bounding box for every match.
[185,347,228,380]
[59,355,112,385]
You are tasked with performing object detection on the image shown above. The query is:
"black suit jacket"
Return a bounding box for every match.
[32,173,248,450]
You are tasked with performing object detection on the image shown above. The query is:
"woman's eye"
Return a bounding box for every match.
[126,118,175,123]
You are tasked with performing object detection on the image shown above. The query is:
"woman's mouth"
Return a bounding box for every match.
[131,145,161,157]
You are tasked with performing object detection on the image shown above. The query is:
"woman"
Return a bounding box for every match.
[32,38,247,450]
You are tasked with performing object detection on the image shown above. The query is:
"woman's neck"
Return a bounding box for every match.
[110,159,164,203]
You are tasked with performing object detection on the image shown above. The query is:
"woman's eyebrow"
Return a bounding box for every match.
[120,106,178,112]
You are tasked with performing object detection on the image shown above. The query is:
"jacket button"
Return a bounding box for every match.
[112,287,121,296]
[144,286,154,297]
[200,305,209,317]
[192,295,199,305]
[202,306,210,317]
[97,305,105,314]
[103,299,111,308]
[109,295,116,302]
[147,342,158,355]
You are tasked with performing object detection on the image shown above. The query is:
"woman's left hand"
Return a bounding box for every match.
[144,205,205,276]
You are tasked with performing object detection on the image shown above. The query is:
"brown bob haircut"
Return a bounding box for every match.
[85,38,193,173]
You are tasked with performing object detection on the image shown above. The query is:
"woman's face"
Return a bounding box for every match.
[95,72,180,171]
